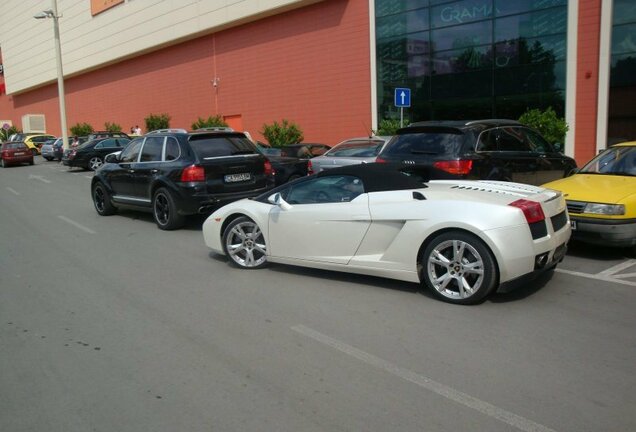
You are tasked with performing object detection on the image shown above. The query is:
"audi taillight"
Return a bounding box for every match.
[509,199,545,224]
[307,160,314,175]
[264,160,274,176]
[180,165,205,182]
[433,160,473,175]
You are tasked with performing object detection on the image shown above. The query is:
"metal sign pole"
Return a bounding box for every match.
[400,107,404,128]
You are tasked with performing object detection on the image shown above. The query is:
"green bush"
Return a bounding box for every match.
[377,118,403,136]
[104,122,122,133]
[144,113,171,131]
[260,119,304,148]
[70,122,94,137]
[191,115,228,130]
[518,107,569,146]
[1,125,20,141]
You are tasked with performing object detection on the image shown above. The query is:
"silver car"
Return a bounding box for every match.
[310,136,391,173]
[40,138,62,161]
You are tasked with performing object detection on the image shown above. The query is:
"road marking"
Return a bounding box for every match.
[555,268,636,287]
[292,324,557,432]
[614,272,636,279]
[84,175,92,179]
[28,174,51,184]
[597,259,636,277]
[6,187,20,196]
[57,215,96,234]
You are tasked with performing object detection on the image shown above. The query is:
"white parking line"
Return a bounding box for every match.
[597,260,636,277]
[57,215,96,234]
[555,260,636,287]
[84,175,92,179]
[6,187,20,196]
[292,325,557,432]
[28,174,51,184]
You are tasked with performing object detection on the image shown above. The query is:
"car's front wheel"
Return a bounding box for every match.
[152,188,185,230]
[88,156,103,171]
[222,216,267,269]
[420,231,498,305]
[92,182,116,216]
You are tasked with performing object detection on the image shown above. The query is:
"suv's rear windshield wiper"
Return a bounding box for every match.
[410,150,439,155]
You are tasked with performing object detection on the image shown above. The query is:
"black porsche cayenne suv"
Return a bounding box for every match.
[91,129,275,230]
[377,120,577,185]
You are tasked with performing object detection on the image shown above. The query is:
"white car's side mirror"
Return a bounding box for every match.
[268,192,293,210]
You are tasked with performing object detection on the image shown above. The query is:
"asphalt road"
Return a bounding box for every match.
[1,159,635,432]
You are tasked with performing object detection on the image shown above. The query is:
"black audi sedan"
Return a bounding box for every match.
[63,137,131,171]
[377,120,577,185]
[91,129,275,230]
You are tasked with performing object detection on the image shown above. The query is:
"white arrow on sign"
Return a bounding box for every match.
[28,174,51,184]
[400,91,406,105]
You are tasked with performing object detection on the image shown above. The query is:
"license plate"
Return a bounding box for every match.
[14,152,25,156]
[570,220,577,230]
[224,173,251,183]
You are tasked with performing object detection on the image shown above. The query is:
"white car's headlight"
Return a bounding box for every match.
[583,203,625,215]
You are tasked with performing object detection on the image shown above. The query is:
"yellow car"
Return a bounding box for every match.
[23,134,55,155]
[542,142,636,249]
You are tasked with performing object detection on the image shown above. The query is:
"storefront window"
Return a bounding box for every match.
[608,0,636,144]
[375,0,567,124]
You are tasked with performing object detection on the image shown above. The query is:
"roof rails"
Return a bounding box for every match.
[464,119,521,126]
[194,127,235,132]
[147,128,188,134]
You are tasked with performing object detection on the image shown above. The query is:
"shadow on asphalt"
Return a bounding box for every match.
[115,210,207,231]
[566,240,635,260]
[208,252,558,304]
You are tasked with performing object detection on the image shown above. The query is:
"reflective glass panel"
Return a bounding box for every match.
[432,0,494,29]
[495,9,567,42]
[432,20,492,51]
[494,0,566,17]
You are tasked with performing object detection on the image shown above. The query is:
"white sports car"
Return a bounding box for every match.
[202,164,571,304]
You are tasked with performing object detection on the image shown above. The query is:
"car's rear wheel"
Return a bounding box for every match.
[420,231,498,305]
[152,188,184,230]
[88,156,103,171]
[92,182,116,216]
[222,216,267,269]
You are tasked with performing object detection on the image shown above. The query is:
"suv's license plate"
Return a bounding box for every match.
[225,173,251,183]
[570,220,577,230]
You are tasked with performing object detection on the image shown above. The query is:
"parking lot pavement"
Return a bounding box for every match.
[556,242,636,287]
[1,158,635,432]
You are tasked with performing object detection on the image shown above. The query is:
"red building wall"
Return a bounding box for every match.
[575,0,602,164]
[0,0,371,145]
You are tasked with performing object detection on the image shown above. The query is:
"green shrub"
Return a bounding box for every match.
[104,122,122,133]
[1,125,20,141]
[518,107,569,146]
[70,122,94,137]
[260,119,304,148]
[191,115,228,130]
[377,118,403,136]
[144,113,171,131]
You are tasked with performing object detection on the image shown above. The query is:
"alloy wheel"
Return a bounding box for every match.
[427,239,485,300]
[94,186,105,213]
[153,192,170,226]
[225,220,267,268]
[89,157,103,170]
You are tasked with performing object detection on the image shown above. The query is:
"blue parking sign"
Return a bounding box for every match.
[394,88,411,107]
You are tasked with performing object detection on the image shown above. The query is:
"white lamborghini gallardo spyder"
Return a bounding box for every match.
[202,163,571,304]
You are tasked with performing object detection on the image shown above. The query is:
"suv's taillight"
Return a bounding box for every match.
[180,165,205,182]
[509,199,545,224]
[264,160,274,176]
[375,157,387,163]
[433,160,473,175]
[307,160,314,175]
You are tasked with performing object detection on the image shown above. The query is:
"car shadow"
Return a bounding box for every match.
[115,210,207,231]
[489,269,555,303]
[566,240,635,260]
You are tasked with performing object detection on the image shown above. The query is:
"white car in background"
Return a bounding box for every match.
[202,163,571,305]
[309,136,391,173]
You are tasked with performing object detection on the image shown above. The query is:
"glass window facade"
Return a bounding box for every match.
[608,0,636,143]
[375,0,567,123]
